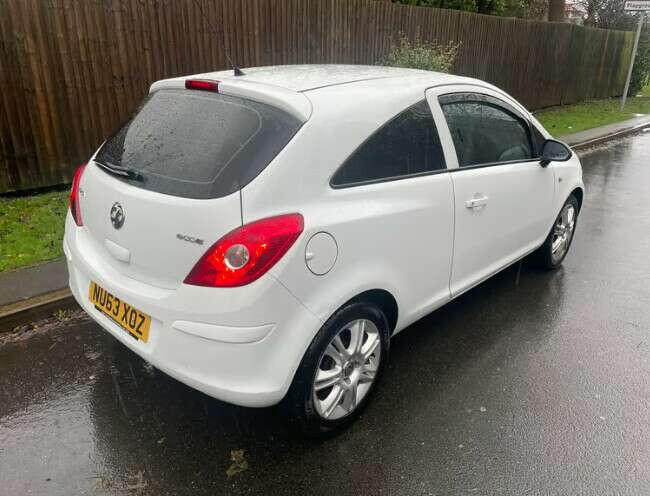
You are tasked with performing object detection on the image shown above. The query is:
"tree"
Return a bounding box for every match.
[393,0,505,15]
[396,0,549,19]
[628,25,650,96]
[577,0,637,28]
[502,0,549,20]
[475,0,504,13]
[548,0,565,20]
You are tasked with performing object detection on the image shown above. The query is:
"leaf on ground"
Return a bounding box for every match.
[125,470,147,491]
[226,449,249,478]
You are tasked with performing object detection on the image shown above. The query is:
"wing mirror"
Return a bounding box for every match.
[540,139,572,167]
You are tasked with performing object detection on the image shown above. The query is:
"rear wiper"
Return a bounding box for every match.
[94,159,145,182]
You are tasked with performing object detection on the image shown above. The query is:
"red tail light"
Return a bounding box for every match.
[69,164,86,226]
[184,214,304,287]
[185,79,220,92]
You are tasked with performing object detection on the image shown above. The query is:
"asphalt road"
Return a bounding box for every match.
[1,133,649,496]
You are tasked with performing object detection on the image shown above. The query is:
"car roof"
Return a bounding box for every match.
[150,65,496,122]
[202,64,462,92]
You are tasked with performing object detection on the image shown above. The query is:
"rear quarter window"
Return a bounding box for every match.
[95,89,303,199]
[331,100,446,187]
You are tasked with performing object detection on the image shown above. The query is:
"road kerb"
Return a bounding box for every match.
[568,121,650,151]
[0,288,78,333]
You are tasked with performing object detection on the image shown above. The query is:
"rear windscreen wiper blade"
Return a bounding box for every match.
[94,159,145,182]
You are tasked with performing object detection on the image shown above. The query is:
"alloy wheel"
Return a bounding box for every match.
[551,203,576,263]
[312,318,381,420]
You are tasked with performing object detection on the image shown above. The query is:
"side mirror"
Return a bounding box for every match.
[540,139,572,167]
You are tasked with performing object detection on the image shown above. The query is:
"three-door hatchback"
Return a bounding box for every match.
[64,65,584,434]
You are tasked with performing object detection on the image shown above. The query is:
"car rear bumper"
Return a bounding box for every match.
[63,216,322,408]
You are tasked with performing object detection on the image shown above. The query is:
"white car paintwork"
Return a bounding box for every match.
[305,232,338,275]
[64,65,584,408]
[151,75,314,121]
[79,162,243,289]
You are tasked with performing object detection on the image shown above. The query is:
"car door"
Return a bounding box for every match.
[427,87,555,297]
[323,98,455,327]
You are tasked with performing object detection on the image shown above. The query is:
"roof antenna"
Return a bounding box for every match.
[191,0,245,77]
[225,52,245,77]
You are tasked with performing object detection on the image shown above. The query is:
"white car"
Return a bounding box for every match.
[64,65,583,434]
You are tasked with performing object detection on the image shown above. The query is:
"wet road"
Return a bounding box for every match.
[1,133,649,496]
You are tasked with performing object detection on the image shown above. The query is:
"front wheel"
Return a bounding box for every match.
[537,194,579,270]
[285,301,390,436]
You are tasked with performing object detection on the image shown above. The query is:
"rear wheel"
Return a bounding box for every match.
[537,194,579,269]
[285,301,390,436]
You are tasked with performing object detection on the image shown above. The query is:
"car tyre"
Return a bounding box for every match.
[285,301,390,436]
[537,194,579,270]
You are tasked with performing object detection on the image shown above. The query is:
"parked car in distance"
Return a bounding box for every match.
[64,65,584,434]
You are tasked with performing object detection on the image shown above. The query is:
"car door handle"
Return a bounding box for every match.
[465,195,489,209]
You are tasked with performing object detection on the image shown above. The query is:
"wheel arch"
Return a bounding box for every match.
[546,181,584,236]
[570,186,584,211]
[345,289,399,334]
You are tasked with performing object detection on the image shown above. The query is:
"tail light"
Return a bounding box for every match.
[184,214,304,287]
[69,164,87,226]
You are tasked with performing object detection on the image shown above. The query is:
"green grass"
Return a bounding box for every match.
[640,84,650,98]
[0,190,69,272]
[535,96,650,136]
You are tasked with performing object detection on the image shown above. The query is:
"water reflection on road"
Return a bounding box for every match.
[1,133,649,495]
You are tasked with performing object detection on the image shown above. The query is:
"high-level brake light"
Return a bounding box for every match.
[184,79,220,92]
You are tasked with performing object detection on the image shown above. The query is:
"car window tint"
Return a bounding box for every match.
[531,124,546,156]
[440,95,533,167]
[331,100,446,187]
[96,89,302,199]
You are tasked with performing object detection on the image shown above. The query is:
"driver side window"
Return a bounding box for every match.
[439,94,533,168]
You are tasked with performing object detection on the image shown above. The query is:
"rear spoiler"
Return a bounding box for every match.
[150,76,312,122]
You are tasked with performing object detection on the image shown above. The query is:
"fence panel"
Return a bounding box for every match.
[0,0,635,193]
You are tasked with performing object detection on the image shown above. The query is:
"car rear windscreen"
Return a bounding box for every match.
[95,89,303,199]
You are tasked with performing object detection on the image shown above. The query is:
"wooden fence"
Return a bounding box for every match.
[0,0,635,193]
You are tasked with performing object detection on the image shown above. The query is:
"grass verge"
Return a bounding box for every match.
[639,84,650,98]
[0,190,69,272]
[535,96,650,136]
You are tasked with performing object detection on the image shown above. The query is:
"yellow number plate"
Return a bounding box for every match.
[89,281,151,342]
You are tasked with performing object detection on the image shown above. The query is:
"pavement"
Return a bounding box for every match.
[561,115,650,149]
[0,259,72,332]
[0,130,649,495]
[0,258,68,307]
